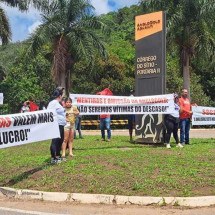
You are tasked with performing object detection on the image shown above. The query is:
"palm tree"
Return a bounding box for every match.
[28,0,107,95]
[140,0,215,97]
[0,5,11,44]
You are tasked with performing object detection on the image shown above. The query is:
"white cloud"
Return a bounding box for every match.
[1,4,41,22]
[91,0,139,15]
[91,0,111,15]
[114,0,139,8]
[28,21,42,34]
[0,3,41,41]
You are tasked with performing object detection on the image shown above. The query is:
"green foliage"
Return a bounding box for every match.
[193,55,215,105]
[190,73,212,106]
[166,52,183,94]
[0,45,54,113]
[72,54,134,96]
[108,37,135,67]
[0,42,25,71]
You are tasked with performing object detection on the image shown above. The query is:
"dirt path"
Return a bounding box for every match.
[0,198,215,215]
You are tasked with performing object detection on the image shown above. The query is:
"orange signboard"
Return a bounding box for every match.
[135,11,163,41]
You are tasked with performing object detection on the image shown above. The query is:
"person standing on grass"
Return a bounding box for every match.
[100,113,111,142]
[179,88,193,145]
[20,101,30,113]
[164,93,183,149]
[74,111,83,139]
[47,89,66,164]
[127,89,135,143]
[97,86,113,142]
[29,98,39,111]
[61,97,79,160]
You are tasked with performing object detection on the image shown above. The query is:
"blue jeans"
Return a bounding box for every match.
[74,116,82,138]
[180,118,190,144]
[100,117,111,140]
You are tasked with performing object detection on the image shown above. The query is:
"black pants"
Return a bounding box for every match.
[164,115,179,144]
[50,125,64,159]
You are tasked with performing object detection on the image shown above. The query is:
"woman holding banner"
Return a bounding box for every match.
[164,93,184,149]
[47,89,66,164]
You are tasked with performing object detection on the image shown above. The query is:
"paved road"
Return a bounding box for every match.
[0,198,215,215]
[84,129,215,138]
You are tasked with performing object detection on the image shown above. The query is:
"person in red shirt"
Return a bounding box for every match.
[97,86,113,142]
[100,113,111,141]
[29,98,39,111]
[179,88,192,145]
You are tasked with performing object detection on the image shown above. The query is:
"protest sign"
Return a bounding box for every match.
[0,93,3,105]
[192,106,215,125]
[70,94,175,115]
[0,110,60,149]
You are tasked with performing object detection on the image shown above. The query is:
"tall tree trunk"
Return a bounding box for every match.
[65,56,73,97]
[52,36,70,95]
[58,70,66,89]
[182,48,190,98]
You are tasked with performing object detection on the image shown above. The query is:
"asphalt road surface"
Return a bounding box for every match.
[0,198,215,215]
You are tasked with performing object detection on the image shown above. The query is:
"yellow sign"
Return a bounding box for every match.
[135,11,163,41]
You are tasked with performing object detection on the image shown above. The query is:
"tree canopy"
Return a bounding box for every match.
[28,0,108,95]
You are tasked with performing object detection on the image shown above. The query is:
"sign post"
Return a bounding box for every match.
[135,11,166,143]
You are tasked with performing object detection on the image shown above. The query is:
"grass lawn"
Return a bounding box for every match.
[0,136,215,197]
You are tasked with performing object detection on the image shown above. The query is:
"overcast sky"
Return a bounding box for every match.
[1,0,138,42]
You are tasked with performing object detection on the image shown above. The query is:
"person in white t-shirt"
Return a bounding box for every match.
[164,93,183,149]
[47,89,66,164]
[20,101,30,113]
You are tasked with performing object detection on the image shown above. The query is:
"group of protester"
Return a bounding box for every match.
[20,99,40,113]
[97,87,194,149]
[164,88,193,148]
[19,87,193,164]
[47,87,84,164]
[20,88,83,164]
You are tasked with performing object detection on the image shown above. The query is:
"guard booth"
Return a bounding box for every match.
[135,11,166,143]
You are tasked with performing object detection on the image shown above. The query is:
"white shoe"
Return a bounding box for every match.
[166,144,171,149]
[177,143,184,148]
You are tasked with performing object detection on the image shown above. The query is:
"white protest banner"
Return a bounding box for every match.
[70,93,175,115]
[192,106,215,125]
[0,110,60,149]
[0,93,3,104]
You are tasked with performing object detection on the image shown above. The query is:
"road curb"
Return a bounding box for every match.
[1,187,215,207]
